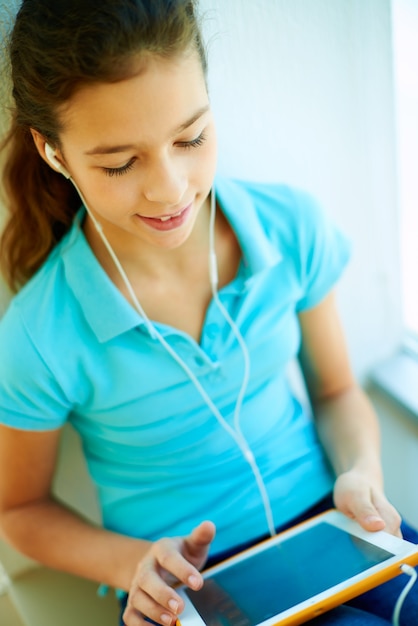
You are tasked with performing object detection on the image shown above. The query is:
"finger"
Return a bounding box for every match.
[187,521,216,551]
[124,586,178,626]
[183,521,216,565]
[336,490,385,532]
[122,604,170,626]
[121,605,147,626]
[357,506,386,532]
[371,493,402,537]
[154,539,204,590]
[134,554,184,611]
[135,565,183,614]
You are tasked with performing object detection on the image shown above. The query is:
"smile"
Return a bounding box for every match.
[158,209,183,222]
[135,203,193,231]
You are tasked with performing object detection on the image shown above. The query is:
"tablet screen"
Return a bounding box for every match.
[186,522,394,626]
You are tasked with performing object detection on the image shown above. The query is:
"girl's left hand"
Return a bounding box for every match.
[333,469,402,537]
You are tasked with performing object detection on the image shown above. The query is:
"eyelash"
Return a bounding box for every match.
[103,160,136,178]
[102,132,207,177]
[178,132,207,149]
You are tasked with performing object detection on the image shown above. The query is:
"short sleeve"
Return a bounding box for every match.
[0,301,72,431]
[293,191,351,311]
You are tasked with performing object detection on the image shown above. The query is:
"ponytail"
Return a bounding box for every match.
[1,0,206,293]
[0,121,80,292]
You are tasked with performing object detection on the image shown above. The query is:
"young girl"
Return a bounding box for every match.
[0,2,416,625]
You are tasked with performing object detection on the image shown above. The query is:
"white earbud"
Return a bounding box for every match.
[45,143,71,179]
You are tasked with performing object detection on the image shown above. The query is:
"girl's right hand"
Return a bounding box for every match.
[123,521,216,626]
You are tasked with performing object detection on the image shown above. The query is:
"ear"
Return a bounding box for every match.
[30,129,69,176]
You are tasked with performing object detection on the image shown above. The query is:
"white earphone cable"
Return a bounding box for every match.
[69,176,276,538]
[208,190,276,537]
[392,564,417,626]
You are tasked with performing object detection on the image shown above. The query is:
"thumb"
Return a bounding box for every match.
[187,521,216,553]
[349,501,385,532]
[181,521,216,580]
[183,521,216,563]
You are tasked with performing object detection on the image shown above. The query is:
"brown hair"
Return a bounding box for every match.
[0,0,207,292]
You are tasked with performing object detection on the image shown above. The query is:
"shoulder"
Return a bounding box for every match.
[0,226,96,423]
[216,176,333,250]
[6,233,74,326]
[216,177,351,309]
[0,224,87,372]
[218,175,324,219]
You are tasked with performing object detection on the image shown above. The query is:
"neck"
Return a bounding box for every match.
[83,194,212,283]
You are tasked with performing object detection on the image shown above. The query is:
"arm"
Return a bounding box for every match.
[0,424,215,626]
[0,424,148,588]
[297,292,401,536]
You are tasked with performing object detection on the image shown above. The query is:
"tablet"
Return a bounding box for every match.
[177,509,418,626]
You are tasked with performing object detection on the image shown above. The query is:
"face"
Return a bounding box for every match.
[51,51,217,254]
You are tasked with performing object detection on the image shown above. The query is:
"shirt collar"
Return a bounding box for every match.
[60,212,143,342]
[61,178,282,342]
[215,176,282,278]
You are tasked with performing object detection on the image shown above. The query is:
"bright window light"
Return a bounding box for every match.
[392,0,418,342]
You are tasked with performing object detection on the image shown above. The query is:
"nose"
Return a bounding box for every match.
[142,155,187,206]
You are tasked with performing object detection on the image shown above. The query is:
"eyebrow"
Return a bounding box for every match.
[84,105,210,156]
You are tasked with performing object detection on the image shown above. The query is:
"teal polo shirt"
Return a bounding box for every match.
[0,177,350,554]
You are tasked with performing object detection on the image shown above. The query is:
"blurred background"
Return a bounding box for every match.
[197,0,418,525]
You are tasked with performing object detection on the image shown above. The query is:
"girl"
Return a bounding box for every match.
[0,2,416,625]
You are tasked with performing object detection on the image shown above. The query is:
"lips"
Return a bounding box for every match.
[135,203,193,231]
[157,209,184,222]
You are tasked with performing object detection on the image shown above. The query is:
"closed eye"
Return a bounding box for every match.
[103,159,136,177]
[102,131,207,177]
[177,132,207,149]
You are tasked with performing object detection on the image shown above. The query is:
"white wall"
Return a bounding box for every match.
[199,0,418,526]
[392,0,418,334]
[367,384,418,525]
[199,0,402,380]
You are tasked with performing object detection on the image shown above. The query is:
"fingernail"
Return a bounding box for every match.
[365,515,383,524]
[168,599,179,613]
[188,574,200,588]
[161,613,172,625]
